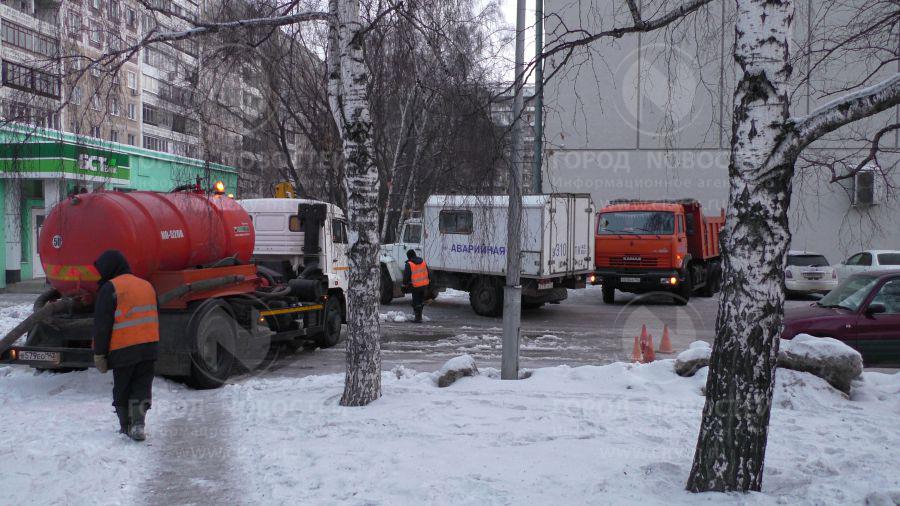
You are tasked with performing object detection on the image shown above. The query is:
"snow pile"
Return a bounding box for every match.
[674,341,711,377]
[779,334,863,393]
[379,311,431,323]
[440,288,468,299]
[433,354,479,387]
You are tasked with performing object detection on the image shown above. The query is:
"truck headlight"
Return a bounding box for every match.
[669,277,678,285]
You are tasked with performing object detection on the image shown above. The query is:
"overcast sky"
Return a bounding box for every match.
[497,0,537,82]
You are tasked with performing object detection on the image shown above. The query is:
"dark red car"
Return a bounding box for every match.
[782,270,900,364]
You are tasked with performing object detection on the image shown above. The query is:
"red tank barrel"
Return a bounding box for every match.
[38,191,255,299]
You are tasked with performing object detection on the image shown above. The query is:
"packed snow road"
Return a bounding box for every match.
[0,286,842,381]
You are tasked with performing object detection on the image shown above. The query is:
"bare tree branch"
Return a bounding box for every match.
[793,73,900,150]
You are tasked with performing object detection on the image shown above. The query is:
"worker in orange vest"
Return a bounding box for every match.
[92,250,159,441]
[403,249,430,323]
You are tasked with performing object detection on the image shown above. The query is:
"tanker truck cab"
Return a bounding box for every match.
[595,199,724,305]
[238,198,349,318]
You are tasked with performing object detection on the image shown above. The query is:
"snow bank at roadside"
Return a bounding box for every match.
[1,358,898,504]
[221,360,900,505]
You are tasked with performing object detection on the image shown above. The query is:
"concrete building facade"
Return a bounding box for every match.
[541,0,899,261]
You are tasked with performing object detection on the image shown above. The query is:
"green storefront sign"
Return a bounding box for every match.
[0,142,131,182]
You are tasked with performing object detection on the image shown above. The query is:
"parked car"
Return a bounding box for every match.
[785,250,838,296]
[782,271,900,364]
[835,250,900,280]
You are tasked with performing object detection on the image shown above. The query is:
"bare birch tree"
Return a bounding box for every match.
[687,0,900,491]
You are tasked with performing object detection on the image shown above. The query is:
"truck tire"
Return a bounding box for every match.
[186,301,237,389]
[380,268,394,305]
[602,284,615,304]
[470,277,502,317]
[315,297,343,348]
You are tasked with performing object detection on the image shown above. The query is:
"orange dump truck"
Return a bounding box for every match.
[594,199,725,305]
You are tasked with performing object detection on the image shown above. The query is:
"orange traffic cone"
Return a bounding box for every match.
[644,334,656,362]
[631,335,643,363]
[658,324,674,354]
[640,324,649,341]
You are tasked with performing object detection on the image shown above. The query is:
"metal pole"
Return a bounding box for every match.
[532,0,544,194]
[502,0,527,381]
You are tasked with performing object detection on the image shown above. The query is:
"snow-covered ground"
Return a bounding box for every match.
[2,359,898,504]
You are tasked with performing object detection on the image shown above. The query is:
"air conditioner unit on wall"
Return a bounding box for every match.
[852,167,880,207]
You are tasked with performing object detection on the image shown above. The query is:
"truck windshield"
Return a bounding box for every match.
[598,211,674,235]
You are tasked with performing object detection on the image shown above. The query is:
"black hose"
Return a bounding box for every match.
[158,275,245,305]
[32,288,61,312]
[1,298,75,354]
[205,255,241,269]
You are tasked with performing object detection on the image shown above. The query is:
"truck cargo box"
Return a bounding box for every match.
[422,194,595,278]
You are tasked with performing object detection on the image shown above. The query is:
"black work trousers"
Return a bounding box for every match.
[112,359,155,420]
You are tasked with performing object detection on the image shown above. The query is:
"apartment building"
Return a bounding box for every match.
[0,0,307,194]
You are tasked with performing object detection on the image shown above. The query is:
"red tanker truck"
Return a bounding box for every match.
[0,188,342,388]
[594,199,725,305]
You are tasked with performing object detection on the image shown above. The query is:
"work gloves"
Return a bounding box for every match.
[94,355,109,374]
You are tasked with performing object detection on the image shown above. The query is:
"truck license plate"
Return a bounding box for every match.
[538,280,553,290]
[19,351,60,364]
[621,277,641,283]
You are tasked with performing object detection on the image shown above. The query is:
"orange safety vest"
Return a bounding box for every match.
[109,274,160,351]
[408,260,429,288]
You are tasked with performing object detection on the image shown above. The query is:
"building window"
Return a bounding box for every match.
[91,0,101,11]
[67,11,83,36]
[125,7,136,29]
[110,129,118,142]
[109,98,119,116]
[108,0,119,20]
[71,86,82,105]
[143,134,168,153]
[1,60,61,99]
[89,22,102,47]
[90,95,101,110]
[127,133,135,145]
[142,103,158,125]
[1,20,60,57]
[90,126,101,139]
[127,102,136,120]
[127,71,136,90]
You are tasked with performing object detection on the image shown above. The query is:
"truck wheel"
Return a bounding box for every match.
[602,285,615,304]
[186,302,236,389]
[380,269,394,305]
[315,297,343,348]
[470,277,502,317]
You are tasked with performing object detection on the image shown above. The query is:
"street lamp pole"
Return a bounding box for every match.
[501,0,527,380]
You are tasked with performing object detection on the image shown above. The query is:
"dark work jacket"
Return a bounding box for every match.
[403,257,429,288]
[92,250,158,369]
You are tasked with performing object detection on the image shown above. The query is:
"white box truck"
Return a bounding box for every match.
[380,194,596,316]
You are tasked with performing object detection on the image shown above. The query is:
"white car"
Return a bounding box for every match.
[835,250,900,280]
[785,251,838,295]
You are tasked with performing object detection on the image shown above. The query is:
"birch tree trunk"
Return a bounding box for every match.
[328,0,382,406]
[687,0,795,492]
